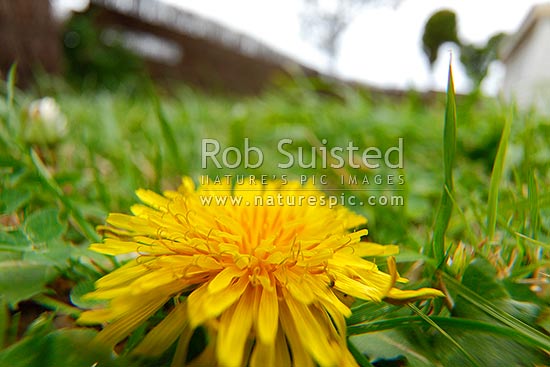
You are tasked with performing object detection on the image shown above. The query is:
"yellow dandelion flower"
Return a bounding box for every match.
[79,177,443,367]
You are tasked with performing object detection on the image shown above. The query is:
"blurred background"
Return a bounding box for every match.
[1,0,548,99]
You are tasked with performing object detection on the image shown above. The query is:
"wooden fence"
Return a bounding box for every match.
[0,0,61,84]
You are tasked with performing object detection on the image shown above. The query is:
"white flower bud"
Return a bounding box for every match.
[24,97,68,145]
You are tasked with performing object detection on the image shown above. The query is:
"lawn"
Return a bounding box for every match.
[1,66,550,366]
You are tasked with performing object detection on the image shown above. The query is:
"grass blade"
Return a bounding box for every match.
[513,232,550,251]
[528,171,540,239]
[348,302,400,325]
[347,315,547,349]
[442,272,550,350]
[486,114,512,241]
[30,148,100,243]
[31,294,82,318]
[6,63,16,111]
[1,63,19,145]
[444,184,478,248]
[152,93,180,166]
[408,304,482,367]
[0,300,7,349]
[430,63,457,265]
[347,338,375,367]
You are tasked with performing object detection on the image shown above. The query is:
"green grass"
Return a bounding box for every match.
[2,69,550,366]
[430,65,457,266]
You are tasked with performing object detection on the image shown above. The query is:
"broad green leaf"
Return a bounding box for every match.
[23,239,74,268]
[350,330,434,367]
[0,329,132,367]
[504,278,546,305]
[461,258,508,300]
[23,208,65,244]
[0,261,57,307]
[348,316,548,366]
[443,272,550,351]
[0,188,31,214]
[0,231,31,252]
[30,149,101,243]
[434,331,547,366]
[347,338,374,367]
[455,259,541,325]
[347,316,541,341]
[0,252,22,263]
[409,304,481,367]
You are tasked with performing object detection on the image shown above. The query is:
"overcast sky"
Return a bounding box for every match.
[162,0,547,95]
[56,0,547,95]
